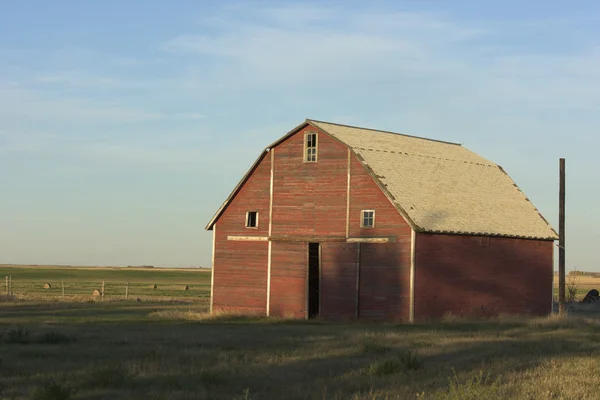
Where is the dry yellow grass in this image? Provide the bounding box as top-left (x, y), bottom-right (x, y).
top-left (2, 299), bottom-right (600, 399)
top-left (2, 267), bottom-right (600, 398)
top-left (553, 274), bottom-right (600, 300)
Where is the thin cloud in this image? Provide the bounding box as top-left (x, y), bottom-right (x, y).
top-left (33, 71), bottom-right (131, 88)
top-left (177, 112), bottom-right (205, 120)
top-left (0, 85), bottom-right (208, 124)
top-left (163, 4), bottom-right (599, 113)
top-left (0, 87), bottom-right (165, 123)
top-left (0, 130), bottom-right (60, 153)
top-left (72, 142), bottom-right (202, 166)
top-left (111, 57), bottom-right (164, 67)
top-left (65, 137), bottom-right (264, 175)
top-left (165, 7), bottom-right (486, 62)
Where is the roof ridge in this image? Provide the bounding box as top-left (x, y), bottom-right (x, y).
top-left (307, 118), bottom-right (462, 146)
top-left (353, 146), bottom-right (496, 166)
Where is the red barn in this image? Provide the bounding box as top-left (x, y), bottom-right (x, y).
top-left (205, 120), bottom-right (558, 322)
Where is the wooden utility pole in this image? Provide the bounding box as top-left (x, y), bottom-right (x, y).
top-left (558, 158), bottom-right (566, 314)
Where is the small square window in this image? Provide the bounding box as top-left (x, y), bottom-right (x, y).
top-left (361, 210), bottom-right (375, 228)
top-left (304, 132), bottom-right (318, 163)
top-left (246, 211), bottom-right (258, 228)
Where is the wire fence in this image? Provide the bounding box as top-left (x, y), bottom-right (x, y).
top-left (2, 275), bottom-right (210, 303)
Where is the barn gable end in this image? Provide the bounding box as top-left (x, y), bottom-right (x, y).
top-left (211, 123), bottom-right (414, 319)
top-left (211, 149), bottom-right (271, 314)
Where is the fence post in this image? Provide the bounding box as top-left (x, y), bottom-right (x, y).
top-left (5, 276), bottom-right (7, 295)
top-left (102, 281), bottom-right (105, 298)
top-left (62, 280), bottom-right (65, 300)
top-left (125, 283), bottom-right (129, 300)
top-left (9, 275), bottom-right (12, 297)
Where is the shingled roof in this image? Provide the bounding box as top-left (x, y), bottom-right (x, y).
top-left (206, 119), bottom-right (558, 240)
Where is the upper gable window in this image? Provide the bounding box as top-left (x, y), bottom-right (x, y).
top-left (361, 210), bottom-right (375, 228)
top-left (304, 132), bottom-right (318, 163)
top-left (246, 211), bottom-right (258, 228)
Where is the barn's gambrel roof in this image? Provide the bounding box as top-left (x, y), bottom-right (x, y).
top-left (206, 119), bottom-right (558, 241)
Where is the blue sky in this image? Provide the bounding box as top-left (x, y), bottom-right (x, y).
top-left (1, 1), bottom-right (599, 269)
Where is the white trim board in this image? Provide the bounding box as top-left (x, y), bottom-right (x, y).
top-left (227, 236), bottom-right (269, 241)
top-left (347, 237), bottom-right (390, 243)
top-left (210, 224), bottom-right (217, 314)
top-left (409, 229), bottom-right (416, 323)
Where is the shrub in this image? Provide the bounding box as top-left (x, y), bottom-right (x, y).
top-left (363, 349), bottom-right (423, 376)
top-left (4, 326), bottom-right (30, 344)
top-left (80, 366), bottom-right (131, 389)
top-left (30, 381), bottom-right (73, 400)
top-left (38, 332), bottom-right (74, 345)
top-left (442, 369), bottom-right (502, 400)
top-left (399, 349), bottom-right (424, 371)
top-left (566, 271), bottom-right (580, 303)
top-left (199, 371), bottom-right (226, 386)
top-left (361, 339), bottom-right (391, 354)
top-left (364, 359), bottom-right (405, 376)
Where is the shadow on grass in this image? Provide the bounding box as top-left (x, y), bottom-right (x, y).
top-left (0, 300), bottom-right (209, 325)
top-left (106, 316), bottom-right (599, 398)
top-left (3, 302), bottom-right (600, 399)
top-left (200, 318), bottom-right (598, 399)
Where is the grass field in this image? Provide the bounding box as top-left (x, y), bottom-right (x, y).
top-left (553, 274), bottom-right (600, 301)
top-left (1, 266), bottom-right (600, 399)
top-left (2, 300), bottom-right (600, 399)
top-left (2, 265), bottom-right (599, 303)
top-left (0, 265), bottom-right (211, 302)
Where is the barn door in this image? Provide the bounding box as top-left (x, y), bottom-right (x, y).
top-left (359, 243), bottom-right (401, 320)
top-left (269, 242), bottom-right (308, 319)
top-left (307, 242), bottom-right (320, 318)
top-left (320, 242), bottom-right (359, 319)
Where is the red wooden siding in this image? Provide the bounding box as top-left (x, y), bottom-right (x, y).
top-left (271, 125), bottom-right (348, 237)
top-left (359, 243), bottom-right (408, 320)
top-left (349, 157), bottom-right (412, 321)
top-left (216, 153), bottom-right (271, 236)
top-left (211, 124), bottom-right (416, 320)
top-left (269, 242), bottom-right (307, 318)
top-left (212, 237), bottom-right (268, 313)
top-left (320, 242), bottom-right (359, 320)
top-left (211, 153), bottom-right (271, 314)
top-left (414, 234), bottom-right (553, 320)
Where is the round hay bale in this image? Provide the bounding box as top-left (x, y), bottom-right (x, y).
top-left (43, 283), bottom-right (52, 289)
top-left (152, 284), bottom-right (158, 289)
top-left (184, 285), bottom-right (190, 291)
top-left (136, 298), bottom-right (142, 302)
top-left (92, 289), bottom-right (102, 296)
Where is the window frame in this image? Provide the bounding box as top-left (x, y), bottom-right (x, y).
top-left (303, 131), bottom-right (318, 163)
top-left (245, 211), bottom-right (259, 229)
top-left (360, 210), bottom-right (375, 228)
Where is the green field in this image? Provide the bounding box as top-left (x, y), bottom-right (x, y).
top-left (0, 265), bottom-right (211, 302)
top-left (3, 266), bottom-right (597, 304)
